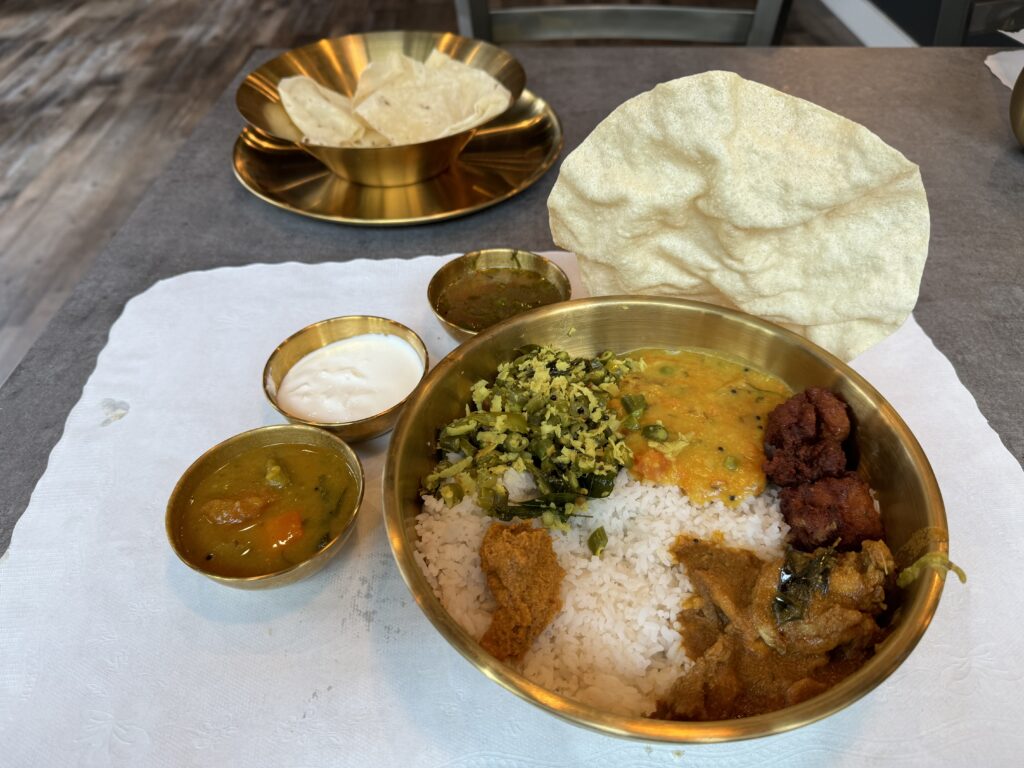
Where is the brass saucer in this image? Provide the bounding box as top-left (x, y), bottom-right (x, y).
top-left (232, 89), bottom-right (563, 226)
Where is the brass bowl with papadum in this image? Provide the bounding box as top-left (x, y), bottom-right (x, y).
top-left (547, 71), bottom-right (930, 362)
top-left (236, 31), bottom-right (525, 187)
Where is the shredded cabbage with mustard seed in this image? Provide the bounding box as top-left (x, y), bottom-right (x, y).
top-left (424, 345), bottom-right (638, 522)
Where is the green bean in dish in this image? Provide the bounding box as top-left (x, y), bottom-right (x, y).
top-left (422, 345), bottom-right (637, 525)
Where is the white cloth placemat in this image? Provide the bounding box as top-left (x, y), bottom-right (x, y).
top-left (2, 254), bottom-right (1021, 766)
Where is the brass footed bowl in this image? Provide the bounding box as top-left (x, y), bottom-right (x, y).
top-left (236, 30), bottom-right (526, 186)
top-left (382, 296), bottom-right (948, 742)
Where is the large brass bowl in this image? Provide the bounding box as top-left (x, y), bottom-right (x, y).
top-left (236, 31), bottom-right (526, 186)
top-left (382, 296), bottom-right (948, 742)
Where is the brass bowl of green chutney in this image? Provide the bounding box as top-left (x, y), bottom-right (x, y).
top-left (427, 248), bottom-right (572, 342)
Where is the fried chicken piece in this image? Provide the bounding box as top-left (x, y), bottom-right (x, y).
top-left (479, 522), bottom-right (565, 662)
top-left (763, 388), bottom-right (851, 486)
top-left (780, 473), bottom-right (884, 551)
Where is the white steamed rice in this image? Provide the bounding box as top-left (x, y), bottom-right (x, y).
top-left (414, 470), bottom-right (788, 716)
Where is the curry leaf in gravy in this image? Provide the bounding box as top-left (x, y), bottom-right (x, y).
top-left (772, 545), bottom-right (838, 625)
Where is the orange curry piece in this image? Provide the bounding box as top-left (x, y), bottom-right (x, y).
top-left (479, 522), bottom-right (565, 661)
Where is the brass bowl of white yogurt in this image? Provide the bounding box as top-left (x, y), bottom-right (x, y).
top-left (264, 315), bottom-right (429, 442)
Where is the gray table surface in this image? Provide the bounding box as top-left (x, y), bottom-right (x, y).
top-left (1, 47), bottom-right (1021, 554)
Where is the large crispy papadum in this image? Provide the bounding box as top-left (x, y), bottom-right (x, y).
top-left (548, 70), bottom-right (930, 361)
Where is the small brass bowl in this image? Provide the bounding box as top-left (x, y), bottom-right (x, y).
top-left (236, 30), bottom-right (526, 186)
top-left (166, 424), bottom-right (364, 589)
top-left (427, 249), bottom-right (572, 341)
top-left (383, 296), bottom-right (948, 742)
top-left (264, 315), bottom-right (429, 443)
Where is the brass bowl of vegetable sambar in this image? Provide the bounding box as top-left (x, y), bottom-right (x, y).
top-left (382, 296), bottom-right (948, 742)
top-left (427, 248), bottom-right (572, 341)
top-left (167, 424), bottom-right (364, 589)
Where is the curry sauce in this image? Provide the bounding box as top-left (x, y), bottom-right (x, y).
top-left (179, 442), bottom-right (359, 578)
top-left (436, 268), bottom-right (565, 332)
top-left (617, 349), bottom-right (791, 505)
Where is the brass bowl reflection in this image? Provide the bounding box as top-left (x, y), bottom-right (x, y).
top-left (166, 424), bottom-right (364, 589)
top-left (382, 296), bottom-right (948, 742)
top-left (236, 30), bottom-right (526, 186)
top-left (1012, 65), bottom-right (1024, 148)
top-left (427, 249), bottom-right (572, 341)
top-left (264, 315), bottom-right (429, 443)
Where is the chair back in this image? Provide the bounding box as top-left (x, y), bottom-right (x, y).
top-left (454, 0), bottom-right (787, 45)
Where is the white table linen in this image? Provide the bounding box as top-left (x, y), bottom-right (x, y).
top-left (2, 254), bottom-right (1021, 766)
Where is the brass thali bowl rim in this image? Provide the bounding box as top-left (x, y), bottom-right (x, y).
top-left (382, 295), bottom-right (948, 742)
top-left (427, 248), bottom-right (573, 341)
top-left (231, 87), bottom-right (564, 227)
top-left (262, 314), bottom-right (430, 443)
top-left (166, 423), bottom-right (365, 589)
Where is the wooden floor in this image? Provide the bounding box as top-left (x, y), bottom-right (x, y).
top-left (0, 1), bottom-right (858, 387)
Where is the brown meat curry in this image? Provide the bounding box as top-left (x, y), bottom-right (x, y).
top-left (656, 537), bottom-right (894, 721)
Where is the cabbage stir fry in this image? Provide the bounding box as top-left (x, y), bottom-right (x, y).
top-left (424, 345), bottom-right (638, 524)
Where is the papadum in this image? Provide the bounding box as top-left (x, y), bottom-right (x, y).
top-left (355, 51), bottom-right (511, 145)
top-left (547, 70), bottom-right (930, 361)
top-left (277, 76), bottom-right (387, 148)
top-left (277, 51), bottom-right (511, 148)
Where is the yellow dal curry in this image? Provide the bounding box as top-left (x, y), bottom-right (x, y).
top-left (617, 349), bottom-right (791, 505)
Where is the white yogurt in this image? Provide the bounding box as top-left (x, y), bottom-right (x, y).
top-left (277, 333), bottom-right (423, 423)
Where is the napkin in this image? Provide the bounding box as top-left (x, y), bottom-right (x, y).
top-left (2, 255), bottom-right (1022, 766)
top-left (984, 29), bottom-right (1024, 88)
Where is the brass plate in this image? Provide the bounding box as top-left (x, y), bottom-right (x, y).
top-left (383, 297), bottom-right (948, 742)
top-left (232, 90), bottom-right (563, 226)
